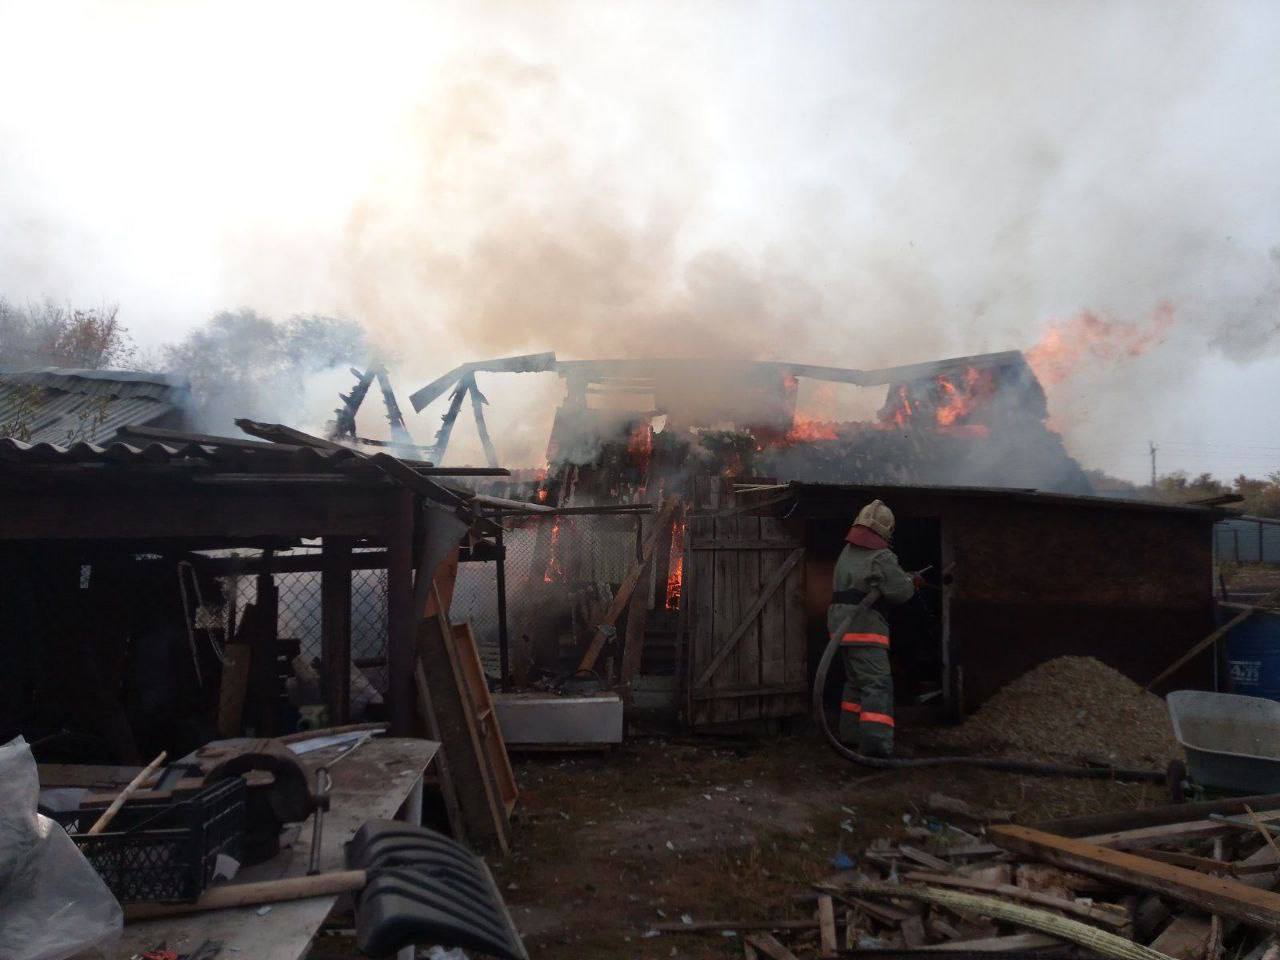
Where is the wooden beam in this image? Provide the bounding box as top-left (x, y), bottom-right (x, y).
top-left (385, 488), bottom-right (416, 735)
top-left (693, 547), bottom-right (804, 689)
top-left (1081, 810), bottom-right (1280, 851)
top-left (417, 612), bottom-right (510, 853)
top-left (901, 872), bottom-right (1127, 928)
top-left (1037, 793), bottom-right (1280, 839)
top-left (1149, 916), bottom-right (1212, 960)
top-left (466, 374), bottom-right (500, 469)
top-left (0, 487), bottom-right (397, 541)
top-left (1146, 605), bottom-right (1262, 690)
top-left (990, 824), bottom-right (1280, 934)
top-left (577, 497), bottom-right (680, 674)
top-left (321, 536), bottom-right (354, 725)
top-left (619, 555), bottom-right (654, 689)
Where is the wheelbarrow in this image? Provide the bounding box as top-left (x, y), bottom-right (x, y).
top-left (1166, 690), bottom-right (1280, 798)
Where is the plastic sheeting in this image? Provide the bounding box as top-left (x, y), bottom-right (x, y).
top-left (0, 737), bottom-right (122, 960)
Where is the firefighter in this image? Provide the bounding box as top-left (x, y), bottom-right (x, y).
top-left (828, 499), bottom-right (921, 757)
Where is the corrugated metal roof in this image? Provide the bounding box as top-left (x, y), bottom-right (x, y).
top-left (0, 435), bottom-right (363, 469)
top-left (0, 368), bottom-right (185, 445)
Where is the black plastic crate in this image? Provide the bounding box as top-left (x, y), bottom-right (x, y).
top-left (52, 776), bottom-right (245, 903)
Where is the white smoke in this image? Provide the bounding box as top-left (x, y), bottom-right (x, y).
top-left (1, 1), bottom-right (1278, 477)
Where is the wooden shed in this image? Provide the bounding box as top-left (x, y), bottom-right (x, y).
top-left (0, 426), bottom-right (491, 763)
top-left (682, 482), bottom-right (1222, 728)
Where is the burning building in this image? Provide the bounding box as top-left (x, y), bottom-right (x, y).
top-left (411, 348), bottom-right (1092, 505)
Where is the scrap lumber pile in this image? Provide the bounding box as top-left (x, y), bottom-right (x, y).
top-left (658, 792), bottom-right (1280, 959)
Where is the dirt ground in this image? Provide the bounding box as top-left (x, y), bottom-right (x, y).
top-left (493, 728), bottom-right (1170, 959)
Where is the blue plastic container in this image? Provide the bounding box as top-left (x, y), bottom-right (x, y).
top-left (1226, 610), bottom-right (1280, 700)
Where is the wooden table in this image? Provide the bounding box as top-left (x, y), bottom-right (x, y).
top-left (111, 736), bottom-right (439, 960)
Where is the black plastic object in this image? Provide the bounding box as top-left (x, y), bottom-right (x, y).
top-left (51, 777), bottom-right (245, 903)
top-left (346, 820), bottom-right (528, 960)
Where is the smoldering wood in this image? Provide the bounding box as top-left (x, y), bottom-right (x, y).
top-left (467, 373), bottom-right (501, 469)
top-left (373, 365), bottom-right (414, 446)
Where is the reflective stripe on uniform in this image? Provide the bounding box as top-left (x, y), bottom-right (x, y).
top-left (840, 632), bottom-right (890, 646)
top-left (860, 711), bottom-right (895, 728)
top-left (840, 701), bottom-right (861, 713)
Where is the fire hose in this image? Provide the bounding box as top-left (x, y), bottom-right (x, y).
top-left (813, 580), bottom-right (1167, 781)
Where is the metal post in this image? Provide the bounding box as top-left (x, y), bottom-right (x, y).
top-left (496, 523), bottom-right (510, 687)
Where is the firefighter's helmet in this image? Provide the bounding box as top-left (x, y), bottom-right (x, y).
top-left (854, 499), bottom-right (895, 541)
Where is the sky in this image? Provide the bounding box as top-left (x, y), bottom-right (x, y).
top-left (0, 0), bottom-right (1278, 482)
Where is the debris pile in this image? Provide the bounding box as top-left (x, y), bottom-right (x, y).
top-left (657, 791), bottom-right (1280, 960)
top-left (933, 656), bottom-right (1183, 768)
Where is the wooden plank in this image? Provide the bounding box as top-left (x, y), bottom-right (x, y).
top-left (922, 933), bottom-right (1066, 951)
top-left (744, 933), bottom-right (800, 960)
top-left (413, 661), bottom-right (468, 845)
top-left (453, 622), bottom-right (518, 816)
top-left (620, 555), bottom-right (654, 689)
top-left (1146, 605), bottom-right (1259, 690)
top-left (691, 683), bottom-right (809, 701)
top-left (693, 546), bottom-right (805, 690)
top-left (901, 871), bottom-right (1128, 928)
top-left (758, 517), bottom-right (788, 720)
top-left (417, 612), bottom-right (510, 853)
top-left (782, 531), bottom-right (807, 717)
top-left (1083, 810), bottom-right (1280, 851)
top-left (712, 516), bottom-right (743, 724)
top-left (689, 513), bottom-right (716, 726)
top-left (217, 641), bottom-right (252, 738)
top-left (246, 571), bottom-right (280, 737)
top-left (654, 919), bottom-right (822, 933)
top-left (385, 488), bottom-right (416, 735)
top-left (1149, 915), bottom-right (1213, 960)
top-left (577, 496), bottom-right (679, 673)
top-left (900, 845), bottom-right (955, 873)
top-left (1037, 794), bottom-right (1280, 839)
top-left (990, 824), bottom-right (1280, 934)
top-left (737, 516), bottom-right (763, 721)
top-left (320, 536), bottom-right (353, 725)
top-left (689, 539), bottom-right (804, 550)
top-left (818, 895), bottom-right (838, 958)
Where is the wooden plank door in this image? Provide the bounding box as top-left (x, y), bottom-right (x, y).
top-left (685, 514), bottom-right (807, 727)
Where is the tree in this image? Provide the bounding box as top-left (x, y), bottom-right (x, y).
top-left (0, 300), bottom-right (134, 370)
top-left (162, 309), bottom-right (366, 433)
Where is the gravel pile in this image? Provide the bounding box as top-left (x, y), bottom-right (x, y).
top-left (933, 656), bottom-right (1182, 767)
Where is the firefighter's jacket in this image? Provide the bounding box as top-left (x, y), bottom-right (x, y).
top-left (826, 545), bottom-right (916, 647)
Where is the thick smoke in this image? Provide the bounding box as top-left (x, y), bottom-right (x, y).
top-left (2, 2), bottom-right (1278, 476)
top-left (162, 311), bottom-right (366, 436)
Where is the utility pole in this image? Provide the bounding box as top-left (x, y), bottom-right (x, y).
top-left (1149, 440), bottom-right (1158, 487)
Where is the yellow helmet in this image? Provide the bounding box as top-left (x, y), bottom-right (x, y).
top-left (854, 499), bottom-right (895, 541)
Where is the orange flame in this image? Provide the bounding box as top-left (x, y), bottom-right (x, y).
top-left (934, 366), bottom-right (995, 429)
top-left (665, 516), bottom-right (686, 610)
top-left (785, 415), bottom-right (840, 442)
top-left (885, 384), bottom-right (914, 429)
top-left (543, 519), bottom-right (564, 583)
top-left (1026, 303), bottom-right (1174, 385)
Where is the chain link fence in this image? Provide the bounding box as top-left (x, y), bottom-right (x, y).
top-left (220, 548), bottom-right (391, 705)
top-left (217, 510), bottom-right (659, 705)
top-left (1216, 518), bottom-right (1280, 565)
